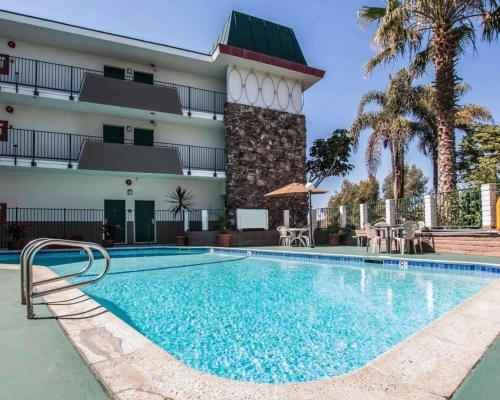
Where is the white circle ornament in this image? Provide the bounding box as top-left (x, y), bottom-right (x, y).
top-left (244, 70), bottom-right (259, 105)
top-left (261, 74), bottom-right (275, 108)
top-left (291, 82), bottom-right (303, 113)
top-left (277, 78), bottom-right (290, 111)
top-left (227, 67), bottom-right (243, 102)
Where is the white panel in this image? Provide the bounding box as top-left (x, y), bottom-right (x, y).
top-left (236, 209), bottom-right (268, 230)
top-left (261, 75), bottom-right (275, 108)
top-left (227, 67), bottom-right (243, 102)
top-left (291, 82), bottom-right (303, 113)
top-left (276, 79), bottom-right (290, 111)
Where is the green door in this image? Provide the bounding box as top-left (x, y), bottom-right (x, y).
top-left (135, 200), bottom-right (155, 243)
top-left (103, 125), bottom-right (124, 144)
top-left (134, 128), bottom-right (154, 146)
top-left (104, 200), bottom-right (126, 243)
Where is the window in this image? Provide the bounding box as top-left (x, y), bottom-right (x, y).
top-left (133, 71), bottom-right (154, 85)
top-left (0, 120), bottom-right (8, 141)
top-left (104, 65), bottom-right (125, 80)
top-left (0, 54), bottom-right (9, 75)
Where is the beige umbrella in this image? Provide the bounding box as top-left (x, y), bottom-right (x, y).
top-left (265, 182), bottom-right (327, 247)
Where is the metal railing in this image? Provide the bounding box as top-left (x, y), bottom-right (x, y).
top-left (345, 204), bottom-right (360, 228)
top-left (366, 201), bottom-right (385, 224)
top-left (21, 238), bottom-right (111, 318)
top-left (0, 55), bottom-right (227, 115)
top-left (0, 128), bottom-right (226, 172)
top-left (437, 187), bottom-right (482, 228)
top-left (315, 207), bottom-right (340, 229)
top-left (395, 196), bottom-right (424, 224)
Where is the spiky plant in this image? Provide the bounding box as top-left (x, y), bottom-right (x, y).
top-left (359, 0), bottom-right (500, 193)
top-left (166, 186), bottom-right (195, 235)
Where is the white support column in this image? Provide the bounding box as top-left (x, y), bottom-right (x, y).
top-left (360, 203), bottom-right (368, 228)
top-left (424, 194), bottom-right (437, 228)
top-left (339, 205), bottom-right (347, 228)
top-left (385, 199), bottom-right (396, 225)
top-left (201, 210), bottom-right (209, 231)
top-left (283, 210), bottom-right (290, 227)
top-left (481, 183), bottom-right (497, 230)
top-left (183, 210), bottom-right (189, 232)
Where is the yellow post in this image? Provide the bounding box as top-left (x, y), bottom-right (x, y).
top-left (496, 197), bottom-right (500, 229)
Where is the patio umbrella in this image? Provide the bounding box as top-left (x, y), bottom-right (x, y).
top-left (265, 182), bottom-right (327, 248)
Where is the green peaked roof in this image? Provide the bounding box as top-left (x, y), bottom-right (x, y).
top-left (213, 11), bottom-right (308, 66)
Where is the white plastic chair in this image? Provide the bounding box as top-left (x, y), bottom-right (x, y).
top-left (393, 222), bottom-right (419, 254)
top-left (277, 226), bottom-right (292, 246)
top-left (414, 221), bottom-right (426, 253)
top-left (364, 223), bottom-right (382, 253)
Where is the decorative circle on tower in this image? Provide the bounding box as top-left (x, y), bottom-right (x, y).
top-left (291, 82), bottom-right (303, 113)
top-left (276, 78), bottom-right (290, 111)
top-left (244, 70), bottom-right (259, 105)
top-left (261, 74), bottom-right (275, 108)
top-left (227, 67), bottom-right (243, 102)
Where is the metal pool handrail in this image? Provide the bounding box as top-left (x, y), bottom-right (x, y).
top-left (21, 238), bottom-right (111, 319)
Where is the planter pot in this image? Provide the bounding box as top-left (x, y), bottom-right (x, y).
top-left (328, 233), bottom-right (341, 245)
top-left (101, 239), bottom-right (114, 248)
top-left (175, 236), bottom-right (186, 246)
top-left (218, 233), bottom-right (232, 247)
top-left (7, 240), bottom-right (25, 250)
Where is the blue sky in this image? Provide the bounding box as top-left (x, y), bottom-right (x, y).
top-left (1, 0), bottom-right (498, 207)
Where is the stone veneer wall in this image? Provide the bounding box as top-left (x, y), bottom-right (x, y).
top-left (224, 102), bottom-right (308, 221)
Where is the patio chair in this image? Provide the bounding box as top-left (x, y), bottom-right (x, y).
top-left (364, 223), bottom-right (382, 253)
top-left (277, 226), bottom-right (292, 246)
top-left (298, 227), bottom-right (316, 247)
top-left (414, 221), bottom-right (426, 253)
top-left (393, 222), bottom-right (419, 254)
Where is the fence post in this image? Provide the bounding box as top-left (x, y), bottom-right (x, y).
top-left (283, 210), bottom-right (290, 227)
top-left (339, 206), bottom-right (347, 228)
top-left (424, 194), bottom-right (437, 228)
top-left (34, 60), bottom-right (39, 96)
top-left (201, 210), bottom-right (209, 231)
top-left (385, 199), bottom-right (396, 225)
top-left (481, 183), bottom-right (497, 230)
top-left (31, 130), bottom-right (36, 166)
top-left (360, 203), bottom-right (367, 228)
top-left (69, 66), bottom-right (74, 100)
top-left (188, 87), bottom-right (192, 117)
top-left (184, 210), bottom-right (190, 232)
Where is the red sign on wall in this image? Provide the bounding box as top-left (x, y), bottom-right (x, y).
top-left (0, 120), bottom-right (8, 141)
top-left (0, 54), bottom-right (9, 75)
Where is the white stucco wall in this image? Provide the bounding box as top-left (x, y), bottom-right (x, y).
top-left (0, 103), bottom-right (224, 148)
top-left (0, 169), bottom-right (225, 212)
top-left (226, 65), bottom-right (303, 114)
top-left (0, 38), bottom-right (226, 93)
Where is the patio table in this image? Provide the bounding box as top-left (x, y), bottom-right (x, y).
top-left (288, 228), bottom-right (309, 247)
top-left (374, 224), bottom-right (403, 254)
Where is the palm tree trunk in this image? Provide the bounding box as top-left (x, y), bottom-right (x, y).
top-left (432, 27), bottom-right (457, 193)
top-left (432, 148), bottom-right (438, 193)
top-left (391, 148), bottom-right (404, 199)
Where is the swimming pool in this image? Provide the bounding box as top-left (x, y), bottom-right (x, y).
top-left (4, 248), bottom-right (498, 384)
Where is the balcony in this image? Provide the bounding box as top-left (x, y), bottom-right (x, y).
top-left (0, 54), bottom-right (227, 116)
top-left (0, 128), bottom-right (226, 175)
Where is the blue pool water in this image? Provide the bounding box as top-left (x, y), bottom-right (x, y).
top-left (7, 248), bottom-right (497, 383)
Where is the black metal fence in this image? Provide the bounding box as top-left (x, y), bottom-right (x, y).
top-left (0, 55), bottom-right (227, 114)
top-left (315, 207), bottom-right (340, 229)
top-left (366, 201), bottom-right (385, 224)
top-left (395, 196), bottom-right (425, 224)
top-left (0, 128), bottom-right (226, 172)
top-left (436, 187), bottom-right (482, 228)
top-left (345, 204), bottom-right (360, 229)
top-left (0, 207), bottom-right (228, 248)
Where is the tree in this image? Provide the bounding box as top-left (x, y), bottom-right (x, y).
top-left (457, 124), bottom-right (500, 185)
top-left (328, 175), bottom-right (380, 209)
top-left (359, 0), bottom-right (500, 193)
top-left (307, 129), bottom-right (354, 187)
top-left (382, 164), bottom-right (429, 199)
top-left (411, 83), bottom-right (493, 192)
top-left (350, 69), bottom-right (424, 199)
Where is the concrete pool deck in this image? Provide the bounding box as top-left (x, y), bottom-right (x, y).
top-left (1, 246), bottom-right (499, 399)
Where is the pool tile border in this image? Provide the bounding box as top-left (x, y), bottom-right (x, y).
top-left (2, 257), bottom-right (496, 400)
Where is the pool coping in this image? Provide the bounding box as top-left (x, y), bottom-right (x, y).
top-left (3, 250), bottom-right (500, 400)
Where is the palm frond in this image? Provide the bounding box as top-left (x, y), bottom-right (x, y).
top-left (357, 90), bottom-right (386, 114)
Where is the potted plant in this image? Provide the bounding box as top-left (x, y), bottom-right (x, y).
top-left (5, 223), bottom-right (28, 250)
top-left (101, 222), bottom-right (120, 248)
top-left (217, 214), bottom-right (232, 247)
top-left (166, 186), bottom-right (195, 246)
top-left (325, 222), bottom-right (343, 245)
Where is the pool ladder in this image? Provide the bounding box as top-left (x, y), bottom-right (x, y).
top-left (20, 238), bottom-right (111, 319)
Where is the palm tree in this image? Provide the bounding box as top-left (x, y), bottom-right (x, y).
top-left (358, 0), bottom-right (500, 193)
top-left (350, 69), bottom-right (425, 199)
top-left (412, 83), bottom-right (493, 192)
